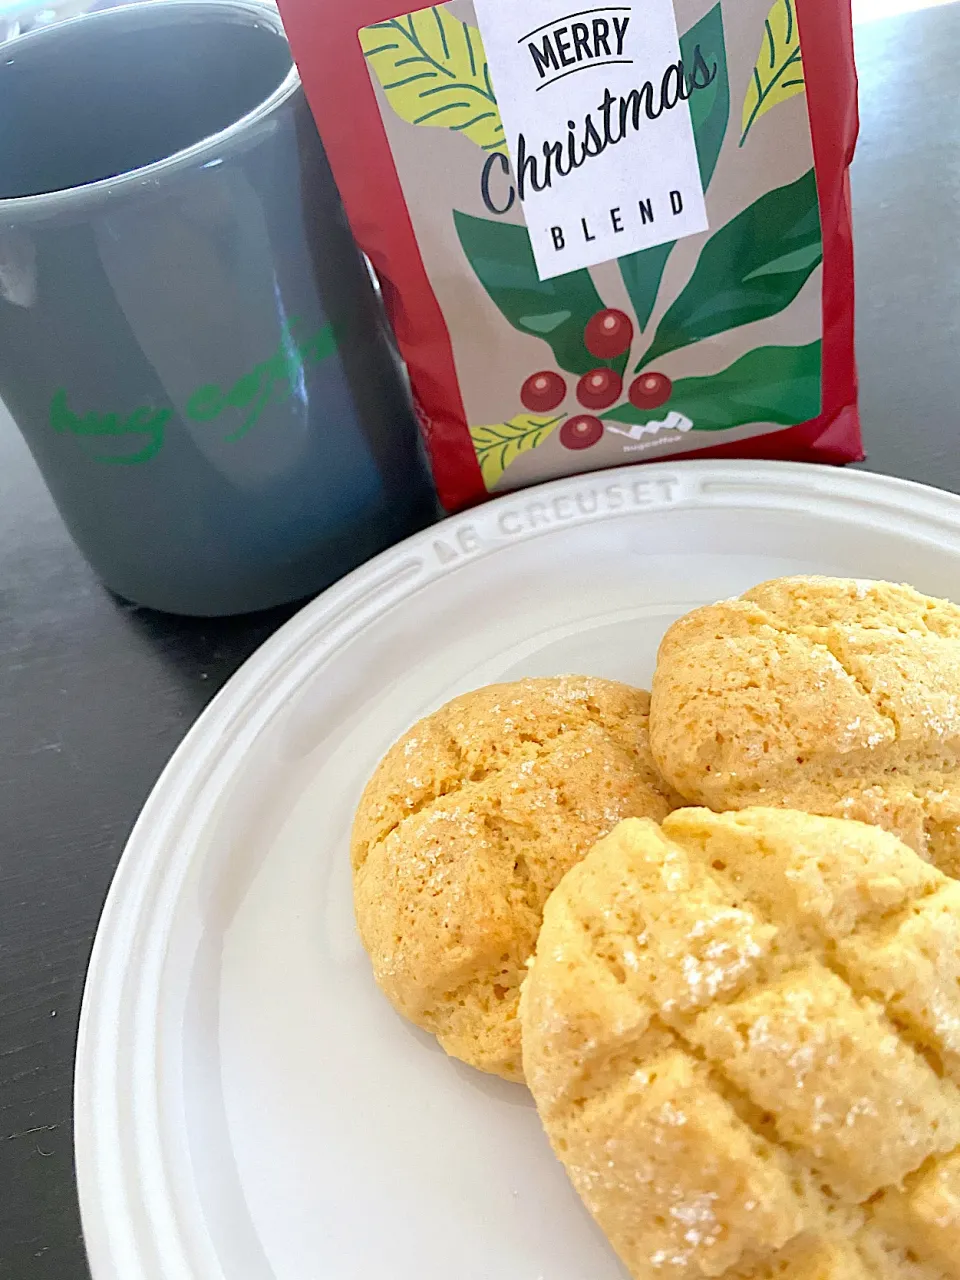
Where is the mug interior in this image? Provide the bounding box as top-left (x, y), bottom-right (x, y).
top-left (0, 3), bottom-right (293, 199)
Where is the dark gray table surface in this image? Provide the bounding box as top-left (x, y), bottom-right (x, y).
top-left (2, 7), bottom-right (960, 1277)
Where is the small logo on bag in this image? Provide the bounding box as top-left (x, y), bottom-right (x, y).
top-left (524, 7), bottom-right (633, 91)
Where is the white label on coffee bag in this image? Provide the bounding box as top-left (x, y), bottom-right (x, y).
top-left (472, 0), bottom-right (710, 280)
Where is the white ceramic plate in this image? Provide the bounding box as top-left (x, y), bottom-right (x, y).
top-left (75, 460), bottom-right (960, 1280)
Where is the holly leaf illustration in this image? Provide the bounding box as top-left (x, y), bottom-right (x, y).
top-left (360, 6), bottom-right (505, 154)
top-left (741, 0), bottom-right (805, 146)
top-left (454, 211), bottom-right (624, 376)
top-left (606, 342), bottom-right (821, 431)
top-left (618, 4), bottom-right (729, 332)
top-left (638, 169), bottom-right (822, 370)
top-left (471, 414), bottom-right (563, 488)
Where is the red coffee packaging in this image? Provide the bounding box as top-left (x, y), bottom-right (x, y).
top-left (279, 0), bottom-right (861, 511)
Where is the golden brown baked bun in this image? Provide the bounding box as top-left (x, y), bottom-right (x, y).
top-left (351, 676), bottom-right (678, 1081)
top-left (521, 807), bottom-right (960, 1280)
top-left (650, 577), bottom-right (960, 876)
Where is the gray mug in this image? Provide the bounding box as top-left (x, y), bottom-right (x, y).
top-left (0, 0), bottom-right (437, 615)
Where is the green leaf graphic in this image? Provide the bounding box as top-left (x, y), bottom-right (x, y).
top-left (618, 242), bottom-right (676, 340)
top-left (606, 342), bottom-right (822, 431)
top-left (360, 7), bottom-right (506, 154)
top-left (471, 414), bottom-right (564, 487)
top-left (686, 3), bottom-right (731, 192)
top-left (743, 242), bottom-right (823, 280)
top-left (618, 4), bottom-right (729, 332)
top-left (454, 211), bottom-right (625, 376)
top-left (638, 169), bottom-right (822, 369)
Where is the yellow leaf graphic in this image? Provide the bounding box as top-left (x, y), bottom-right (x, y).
top-left (471, 414), bottom-right (563, 489)
top-left (360, 6), bottom-right (506, 154)
top-left (740, 0), bottom-right (806, 146)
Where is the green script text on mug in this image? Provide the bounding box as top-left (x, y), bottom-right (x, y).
top-left (50, 320), bottom-right (338, 464)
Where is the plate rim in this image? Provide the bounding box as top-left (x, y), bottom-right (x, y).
top-left (74, 459), bottom-right (960, 1280)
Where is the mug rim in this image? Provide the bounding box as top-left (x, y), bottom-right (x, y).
top-left (0, 0), bottom-right (300, 219)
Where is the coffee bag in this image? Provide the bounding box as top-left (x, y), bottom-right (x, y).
top-left (280, 0), bottom-right (861, 509)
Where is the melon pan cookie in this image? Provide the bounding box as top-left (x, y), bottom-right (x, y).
top-left (351, 676), bottom-right (677, 1082)
top-left (521, 808), bottom-right (960, 1280)
top-left (649, 577), bottom-right (960, 876)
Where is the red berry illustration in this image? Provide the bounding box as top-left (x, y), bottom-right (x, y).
top-left (629, 372), bottom-right (673, 410)
top-left (560, 415), bottom-right (604, 451)
top-left (584, 309), bottom-right (634, 360)
top-left (577, 367), bottom-right (622, 411)
top-left (520, 370), bottom-right (566, 413)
